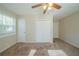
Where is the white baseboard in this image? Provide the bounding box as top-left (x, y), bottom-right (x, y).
top-left (60, 38), bottom-right (79, 48)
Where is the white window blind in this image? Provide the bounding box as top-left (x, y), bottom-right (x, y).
top-left (0, 13), bottom-right (16, 35)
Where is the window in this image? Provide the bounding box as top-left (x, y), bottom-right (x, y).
top-left (0, 14), bottom-right (16, 35)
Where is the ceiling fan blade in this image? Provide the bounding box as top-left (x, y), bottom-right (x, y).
top-left (32, 3), bottom-right (43, 8)
top-left (53, 3), bottom-right (61, 9)
top-left (43, 4), bottom-right (49, 14)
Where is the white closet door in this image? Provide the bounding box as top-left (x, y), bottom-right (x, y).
top-left (18, 18), bottom-right (26, 42)
top-left (36, 20), bottom-right (52, 42)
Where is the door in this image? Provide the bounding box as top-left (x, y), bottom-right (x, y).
top-left (18, 18), bottom-right (26, 42)
top-left (36, 20), bottom-right (52, 42)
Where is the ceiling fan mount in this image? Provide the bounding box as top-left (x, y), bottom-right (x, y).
top-left (32, 3), bottom-right (61, 14)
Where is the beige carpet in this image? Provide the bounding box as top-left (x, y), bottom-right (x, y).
top-left (0, 39), bottom-right (79, 56)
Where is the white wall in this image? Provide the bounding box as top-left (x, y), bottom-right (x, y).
top-left (0, 34), bottom-right (16, 53)
top-left (17, 14), bottom-right (53, 43)
top-left (0, 5), bottom-right (17, 52)
top-left (59, 11), bottom-right (79, 48)
top-left (53, 21), bottom-right (59, 38)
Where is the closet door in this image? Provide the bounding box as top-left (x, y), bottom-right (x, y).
top-left (18, 18), bottom-right (26, 42)
top-left (36, 20), bottom-right (52, 42)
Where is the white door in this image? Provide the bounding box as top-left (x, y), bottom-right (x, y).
top-left (36, 20), bottom-right (52, 42)
top-left (18, 18), bottom-right (26, 42)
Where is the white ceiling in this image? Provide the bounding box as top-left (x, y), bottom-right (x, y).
top-left (1, 3), bottom-right (79, 21)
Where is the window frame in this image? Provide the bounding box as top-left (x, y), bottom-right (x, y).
top-left (0, 13), bottom-right (16, 35)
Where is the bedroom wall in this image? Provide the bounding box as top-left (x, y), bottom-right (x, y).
top-left (0, 5), bottom-right (17, 53)
top-left (17, 14), bottom-right (53, 43)
top-left (59, 11), bottom-right (79, 48)
top-left (25, 14), bottom-right (53, 42)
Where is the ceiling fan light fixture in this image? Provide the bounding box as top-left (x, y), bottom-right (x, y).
top-left (43, 5), bottom-right (47, 10)
top-left (48, 3), bottom-right (53, 7)
top-left (32, 3), bottom-right (61, 14)
top-left (43, 3), bottom-right (52, 10)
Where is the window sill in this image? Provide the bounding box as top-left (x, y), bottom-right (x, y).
top-left (0, 33), bottom-right (16, 39)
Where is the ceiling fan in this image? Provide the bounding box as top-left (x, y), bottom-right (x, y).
top-left (32, 3), bottom-right (61, 14)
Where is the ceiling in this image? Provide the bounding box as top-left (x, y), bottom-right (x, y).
top-left (1, 3), bottom-right (79, 21)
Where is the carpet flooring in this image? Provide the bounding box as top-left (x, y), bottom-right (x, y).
top-left (0, 39), bottom-right (79, 56)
